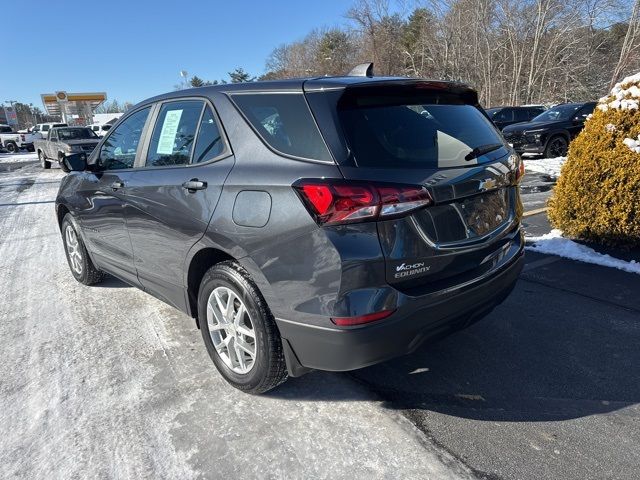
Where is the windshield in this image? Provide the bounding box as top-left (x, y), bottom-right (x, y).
top-left (531, 104), bottom-right (582, 122)
top-left (485, 108), bottom-right (500, 118)
top-left (339, 98), bottom-right (505, 168)
top-left (57, 128), bottom-right (98, 140)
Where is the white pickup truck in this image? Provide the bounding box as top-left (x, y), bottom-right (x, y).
top-left (0, 124), bottom-right (37, 153)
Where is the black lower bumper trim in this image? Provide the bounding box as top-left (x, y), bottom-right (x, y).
top-left (277, 251), bottom-right (524, 372)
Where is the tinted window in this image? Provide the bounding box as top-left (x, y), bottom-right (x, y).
top-left (576, 103), bottom-right (595, 119)
top-left (231, 93), bottom-right (331, 161)
top-left (146, 100), bottom-right (203, 167)
top-left (514, 109), bottom-right (531, 122)
top-left (102, 125), bottom-right (111, 131)
top-left (339, 95), bottom-right (504, 168)
top-left (50, 130), bottom-right (58, 140)
top-left (0, 126), bottom-right (12, 133)
top-left (99, 107), bottom-right (150, 170)
top-left (494, 108), bottom-right (514, 122)
top-left (193, 106), bottom-right (226, 163)
top-left (42, 125), bottom-right (50, 132)
top-left (531, 104), bottom-right (583, 122)
top-left (57, 128), bottom-right (98, 140)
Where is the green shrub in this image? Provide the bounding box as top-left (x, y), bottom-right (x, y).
top-left (548, 74), bottom-right (640, 248)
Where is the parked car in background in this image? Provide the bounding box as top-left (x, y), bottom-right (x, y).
top-left (0, 124), bottom-right (36, 152)
top-left (502, 102), bottom-right (596, 157)
top-left (88, 123), bottom-right (112, 137)
top-left (32, 122), bottom-right (68, 139)
top-left (485, 106), bottom-right (546, 130)
top-left (55, 70), bottom-right (525, 394)
top-left (34, 126), bottom-right (100, 169)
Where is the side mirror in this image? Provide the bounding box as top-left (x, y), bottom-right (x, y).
top-left (62, 153), bottom-right (87, 172)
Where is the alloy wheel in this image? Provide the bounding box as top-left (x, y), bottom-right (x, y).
top-left (65, 225), bottom-right (83, 275)
top-left (548, 137), bottom-right (567, 157)
top-left (206, 286), bottom-right (257, 374)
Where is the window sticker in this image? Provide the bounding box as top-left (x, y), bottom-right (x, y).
top-left (156, 109), bottom-right (183, 155)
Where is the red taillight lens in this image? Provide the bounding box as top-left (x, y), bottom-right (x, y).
top-left (331, 309), bottom-right (395, 326)
top-left (294, 179), bottom-right (432, 226)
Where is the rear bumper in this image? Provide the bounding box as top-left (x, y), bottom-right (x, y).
top-left (277, 245), bottom-right (524, 373)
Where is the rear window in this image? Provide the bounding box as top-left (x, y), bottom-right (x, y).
top-left (231, 93), bottom-right (331, 161)
top-left (57, 128), bottom-right (98, 140)
top-left (338, 91), bottom-right (504, 168)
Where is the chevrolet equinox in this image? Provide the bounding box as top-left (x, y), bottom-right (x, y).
top-left (56, 65), bottom-right (525, 393)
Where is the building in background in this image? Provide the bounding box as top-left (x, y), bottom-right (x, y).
top-left (40, 91), bottom-right (107, 125)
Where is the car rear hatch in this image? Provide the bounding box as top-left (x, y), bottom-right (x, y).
top-left (304, 79), bottom-right (523, 291)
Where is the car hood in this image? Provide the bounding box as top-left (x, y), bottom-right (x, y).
top-left (502, 120), bottom-right (560, 134)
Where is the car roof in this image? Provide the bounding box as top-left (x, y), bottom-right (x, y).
top-left (135, 75), bottom-right (474, 108)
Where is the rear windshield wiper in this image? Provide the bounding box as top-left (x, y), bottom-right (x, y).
top-left (465, 143), bottom-right (503, 161)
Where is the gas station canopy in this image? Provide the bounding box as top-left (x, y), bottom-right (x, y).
top-left (41, 91), bottom-right (107, 124)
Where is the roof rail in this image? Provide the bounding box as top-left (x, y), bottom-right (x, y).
top-left (347, 63), bottom-right (374, 77)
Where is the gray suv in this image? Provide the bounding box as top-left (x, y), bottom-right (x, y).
top-left (56, 68), bottom-right (525, 393)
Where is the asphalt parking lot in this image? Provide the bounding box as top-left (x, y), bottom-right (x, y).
top-left (1, 153), bottom-right (639, 479)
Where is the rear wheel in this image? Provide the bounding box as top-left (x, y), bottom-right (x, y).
top-left (39, 151), bottom-right (51, 169)
top-left (5, 141), bottom-right (18, 154)
top-left (61, 214), bottom-right (104, 285)
top-left (198, 261), bottom-right (288, 394)
top-left (544, 135), bottom-right (568, 158)
top-left (59, 154), bottom-right (70, 173)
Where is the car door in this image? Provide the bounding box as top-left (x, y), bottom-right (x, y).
top-left (75, 106), bottom-right (153, 287)
top-left (124, 99), bottom-right (234, 308)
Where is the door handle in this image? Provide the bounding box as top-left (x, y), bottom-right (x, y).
top-left (111, 180), bottom-right (124, 190)
top-left (182, 179), bottom-right (207, 192)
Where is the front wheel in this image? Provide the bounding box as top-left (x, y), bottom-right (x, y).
top-left (544, 135), bottom-right (568, 158)
top-left (198, 261), bottom-right (288, 394)
top-left (59, 154), bottom-right (70, 173)
top-left (39, 151), bottom-right (51, 169)
top-left (61, 214), bottom-right (104, 285)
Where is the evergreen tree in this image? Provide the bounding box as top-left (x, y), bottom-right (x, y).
top-left (228, 67), bottom-right (254, 83)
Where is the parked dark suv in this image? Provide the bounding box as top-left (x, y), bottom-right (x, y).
top-left (56, 68), bottom-right (525, 393)
top-left (485, 106), bottom-right (545, 130)
top-left (502, 102), bottom-right (596, 157)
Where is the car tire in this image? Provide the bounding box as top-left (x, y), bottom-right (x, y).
top-left (39, 151), bottom-right (51, 169)
top-left (5, 141), bottom-right (18, 154)
top-left (544, 135), bottom-right (568, 158)
top-left (59, 154), bottom-right (70, 173)
top-left (61, 214), bottom-right (104, 285)
top-left (198, 261), bottom-right (288, 394)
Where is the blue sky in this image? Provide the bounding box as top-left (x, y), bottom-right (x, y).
top-left (1, 0), bottom-right (353, 108)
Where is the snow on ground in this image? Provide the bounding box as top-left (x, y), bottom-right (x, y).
top-left (0, 151), bottom-right (39, 164)
top-left (522, 156), bottom-right (566, 178)
top-left (0, 162), bottom-right (472, 479)
top-left (526, 229), bottom-right (640, 274)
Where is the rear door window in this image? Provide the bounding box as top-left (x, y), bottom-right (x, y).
top-left (231, 93), bottom-right (331, 161)
top-left (338, 91), bottom-right (505, 168)
top-left (192, 106), bottom-right (228, 163)
top-left (146, 100), bottom-right (204, 167)
top-left (514, 109), bottom-right (530, 122)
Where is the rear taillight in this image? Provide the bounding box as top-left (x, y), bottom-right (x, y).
top-left (293, 179), bottom-right (432, 226)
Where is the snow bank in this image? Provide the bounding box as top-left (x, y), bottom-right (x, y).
top-left (523, 156), bottom-right (566, 178)
top-left (526, 229), bottom-right (640, 274)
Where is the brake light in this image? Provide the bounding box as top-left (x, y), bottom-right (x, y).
top-left (331, 309), bottom-right (395, 326)
top-left (294, 179), bottom-right (432, 226)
